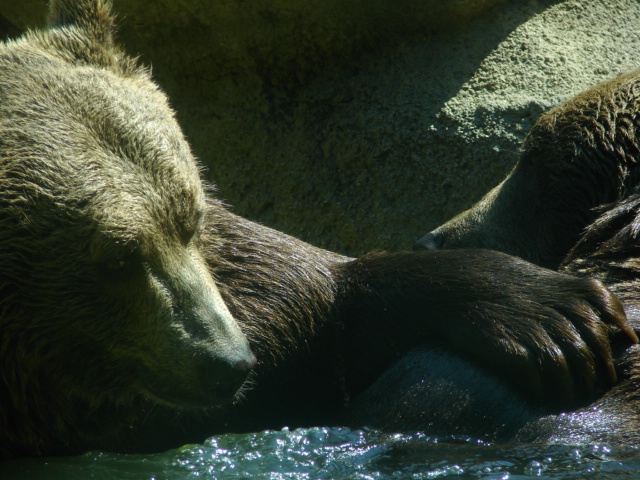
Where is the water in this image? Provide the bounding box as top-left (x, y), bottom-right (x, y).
top-left (2, 427), bottom-right (640, 480)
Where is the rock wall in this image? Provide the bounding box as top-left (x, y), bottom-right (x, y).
top-left (2, 0), bottom-right (640, 255)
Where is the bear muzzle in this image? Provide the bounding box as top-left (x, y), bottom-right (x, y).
top-left (138, 341), bottom-right (256, 408)
top-left (193, 345), bottom-right (257, 406)
top-left (139, 257), bottom-right (257, 407)
top-left (414, 229), bottom-right (446, 250)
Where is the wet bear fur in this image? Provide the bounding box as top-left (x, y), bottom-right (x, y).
top-left (416, 70), bottom-right (640, 444)
top-left (0, 0), bottom-right (634, 460)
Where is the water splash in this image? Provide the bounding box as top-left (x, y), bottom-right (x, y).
top-left (2, 427), bottom-right (640, 480)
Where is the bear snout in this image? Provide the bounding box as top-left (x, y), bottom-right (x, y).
top-left (138, 344), bottom-right (256, 408)
top-left (194, 348), bottom-right (257, 405)
top-left (414, 229), bottom-right (446, 250)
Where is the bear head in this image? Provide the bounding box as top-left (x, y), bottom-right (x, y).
top-left (0, 0), bottom-right (255, 426)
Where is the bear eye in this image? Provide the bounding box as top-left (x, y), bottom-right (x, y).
top-left (180, 226), bottom-right (196, 245)
top-left (180, 213), bottom-right (204, 245)
top-left (100, 250), bottom-right (139, 280)
top-left (105, 257), bottom-right (130, 272)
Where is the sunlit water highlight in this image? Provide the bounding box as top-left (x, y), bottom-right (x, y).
top-left (2, 427), bottom-right (640, 480)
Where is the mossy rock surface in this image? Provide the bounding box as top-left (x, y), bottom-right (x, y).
top-left (2, 0), bottom-right (640, 255)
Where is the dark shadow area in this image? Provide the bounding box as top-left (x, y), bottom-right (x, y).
top-left (0, 14), bottom-right (21, 41)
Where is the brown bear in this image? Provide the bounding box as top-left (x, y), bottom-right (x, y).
top-left (0, 0), bottom-right (634, 460)
top-left (415, 70), bottom-right (640, 270)
top-left (415, 70), bottom-right (640, 443)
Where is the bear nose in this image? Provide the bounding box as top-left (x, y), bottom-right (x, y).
top-left (196, 349), bottom-right (257, 405)
top-left (414, 230), bottom-right (446, 250)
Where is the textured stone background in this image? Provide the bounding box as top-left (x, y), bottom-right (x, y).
top-left (2, 0), bottom-right (640, 255)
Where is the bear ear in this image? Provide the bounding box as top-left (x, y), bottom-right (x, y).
top-left (48, 0), bottom-right (116, 49)
top-left (45, 0), bottom-right (139, 74)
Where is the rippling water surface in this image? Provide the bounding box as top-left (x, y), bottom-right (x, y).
top-left (3, 427), bottom-right (640, 480)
